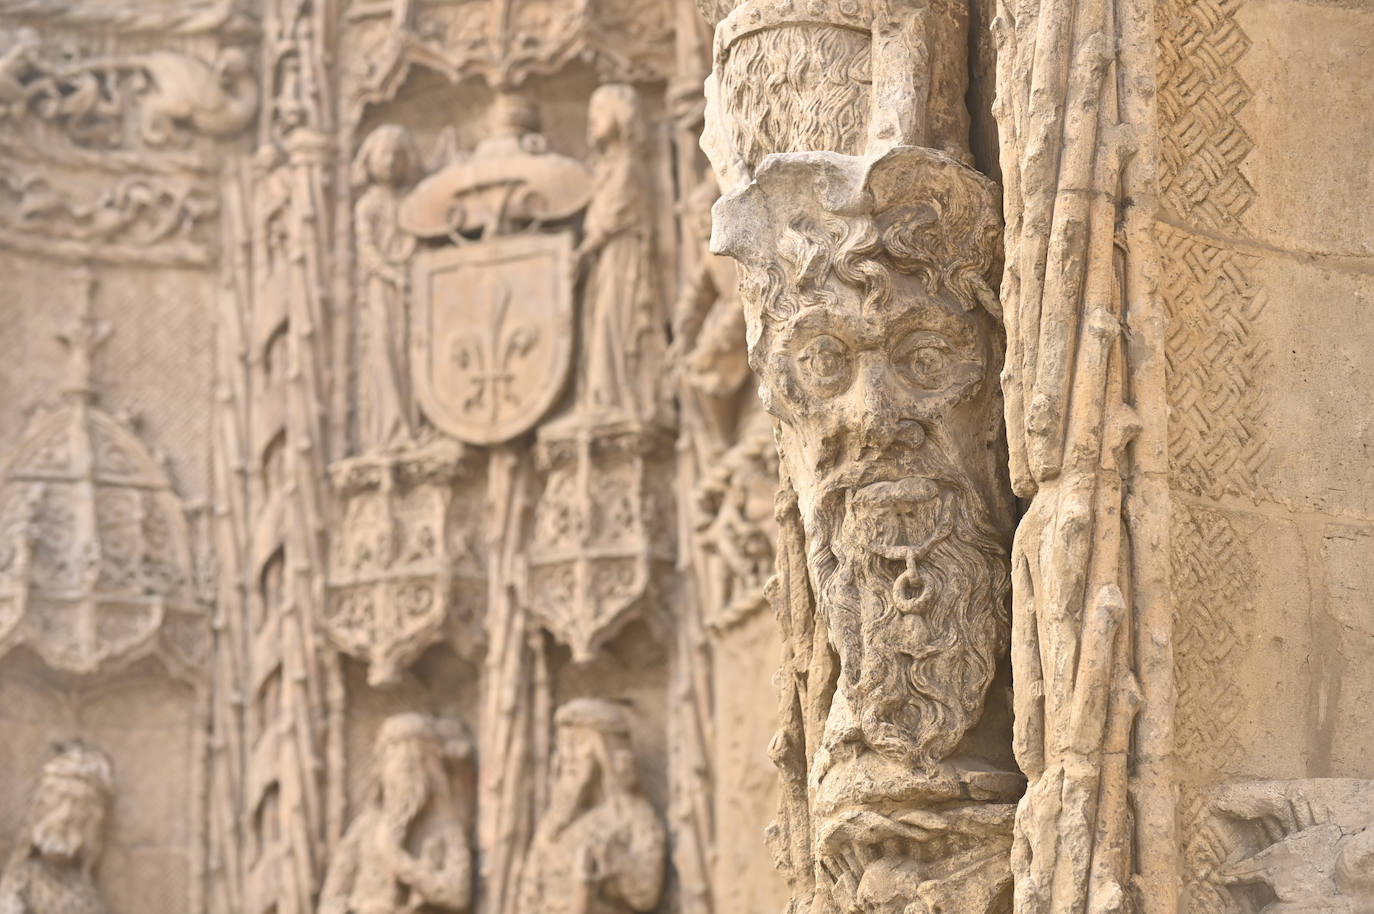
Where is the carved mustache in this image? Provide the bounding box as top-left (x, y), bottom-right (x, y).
top-left (811, 430), bottom-right (931, 494)
top-left (842, 479), bottom-right (955, 616)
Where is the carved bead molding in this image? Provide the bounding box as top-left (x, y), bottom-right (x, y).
top-left (992, 0), bottom-right (1174, 909)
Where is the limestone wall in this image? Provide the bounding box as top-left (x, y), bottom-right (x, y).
top-left (1158, 1), bottom-right (1374, 907)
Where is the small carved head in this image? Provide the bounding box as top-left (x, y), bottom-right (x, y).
top-left (551, 699), bottom-right (641, 803)
top-left (27, 741), bottom-right (113, 872)
top-left (369, 713), bottom-right (466, 830)
top-left (587, 84), bottom-right (644, 152)
top-left (352, 124), bottom-right (422, 190)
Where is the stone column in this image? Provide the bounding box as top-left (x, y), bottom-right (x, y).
top-left (992, 0), bottom-right (1174, 910)
top-left (699, 3), bottom-right (1020, 912)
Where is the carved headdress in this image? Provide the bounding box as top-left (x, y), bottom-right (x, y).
top-left (554, 697), bottom-right (633, 736)
top-left (371, 712), bottom-right (474, 764)
top-left (710, 146), bottom-right (1003, 351)
top-left (40, 741), bottom-right (114, 799)
top-left (12, 741), bottom-right (116, 877)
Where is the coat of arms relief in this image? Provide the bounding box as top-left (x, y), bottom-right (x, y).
top-left (315, 8), bottom-right (686, 912)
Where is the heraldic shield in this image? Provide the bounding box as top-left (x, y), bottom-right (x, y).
top-left (411, 232), bottom-right (575, 446)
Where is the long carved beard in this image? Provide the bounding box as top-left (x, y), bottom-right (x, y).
top-left (32, 811), bottom-right (86, 863)
top-left (381, 766), bottom-right (430, 834)
top-left (810, 454), bottom-right (1010, 771)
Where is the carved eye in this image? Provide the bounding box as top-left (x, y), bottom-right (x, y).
top-left (892, 332), bottom-right (953, 391)
top-left (795, 334), bottom-right (853, 397)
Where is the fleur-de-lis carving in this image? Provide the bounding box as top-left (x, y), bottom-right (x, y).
top-left (450, 275), bottom-right (541, 424)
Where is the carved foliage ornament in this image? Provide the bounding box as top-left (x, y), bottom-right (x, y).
top-left (0, 159), bottom-right (219, 266)
top-left (340, 0), bottom-right (673, 124)
top-left (0, 29), bottom-right (258, 149)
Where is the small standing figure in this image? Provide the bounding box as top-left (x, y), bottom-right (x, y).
top-left (353, 124), bottom-right (423, 451)
top-left (318, 713), bottom-right (474, 914)
top-left (577, 84), bottom-right (667, 424)
top-left (517, 699), bottom-right (665, 914)
top-left (671, 178), bottom-right (747, 416)
top-left (0, 741), bottom-right (113, 914)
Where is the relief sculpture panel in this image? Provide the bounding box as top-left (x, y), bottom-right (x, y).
top-left (1, 1), bottom-right (1371, 913)
top-left (320, 714), bottom-right (476, 914)
top-left (711, 145), bottom-right (1018, 914)
top-left (516, 701), bottom-right (666, 914)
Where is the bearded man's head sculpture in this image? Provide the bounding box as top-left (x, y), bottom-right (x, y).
top-left (714, 145), bottom-right (1013, 794)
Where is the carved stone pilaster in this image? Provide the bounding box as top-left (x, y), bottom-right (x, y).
top-left (701, 4), bottom-right (1020, 912)
top-left (707, 114), bottom-right (1019, 914)
top-left (991, 0), bottom-right (1172, 909)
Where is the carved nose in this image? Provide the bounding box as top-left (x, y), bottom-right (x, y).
top-left (851, 362), bottom-right (889, 446)
top-left (849, 360), bottom-right (922, 457)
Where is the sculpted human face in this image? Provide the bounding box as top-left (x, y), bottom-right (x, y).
top-left (554, 727), bottom-right (600, 793)
top-left (587, 93), bottom-right (625, 150)
top-left (759, 273), bottom-right (993, 521)
top-left (757, 272), bottom-right (1008, 772)
top-left (31, 778), bottom-right (104, 864)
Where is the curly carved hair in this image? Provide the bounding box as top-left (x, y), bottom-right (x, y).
top-left (741, 173), bottom-right (1002, 349)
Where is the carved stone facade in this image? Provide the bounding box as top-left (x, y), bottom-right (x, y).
top-left (1, 1), bottom-right (1372, 914)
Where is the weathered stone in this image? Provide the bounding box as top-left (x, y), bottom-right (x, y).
top-left (1, 1), bottom-right (1372, 913)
